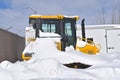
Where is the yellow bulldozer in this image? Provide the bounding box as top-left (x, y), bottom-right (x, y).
top-left (22, 14), bottom-right (100, 60)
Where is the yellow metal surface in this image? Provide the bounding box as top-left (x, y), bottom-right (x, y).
top-left (76, 38), bottom-right (100, 54)
top-left (29, 15), bottom-right (64, 19)
top-left (75, 16), bottom-right (79, 21)
top-left (22, 54), bottom-right (31, 60)
top-left (76, 43), bottom-right (100, 54)
top-left (26, 37), bottom-right (36, 43)
top-left (29, 15), bottom-right (79, 20)
top-left (55, 42), bottom-right (61, 50)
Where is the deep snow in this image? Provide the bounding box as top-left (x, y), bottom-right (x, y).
top-left (1, 38), bottom-right (120, 80)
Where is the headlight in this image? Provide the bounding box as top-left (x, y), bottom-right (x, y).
top-left (22, 52), bottom-right (34, 60)
top-left (24, 52), bottom-right (34, 57)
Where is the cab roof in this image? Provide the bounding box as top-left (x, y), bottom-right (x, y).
top-left (29, 14), bottom-right (79, 20)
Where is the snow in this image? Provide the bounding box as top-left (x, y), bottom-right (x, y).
top-left (77, 24), bottom-right (120, 29)
top-left (1, 38), bottom-right (120, 80)
top-left (76, 39), bottom-right (87, 47)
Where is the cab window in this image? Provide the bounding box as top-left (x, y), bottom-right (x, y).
top-left (42, 24), bottom-right (56, 33)
top-left (65, 23), bottom-right (72, 36)
top-left (29, 18), bottom-right (36, 24)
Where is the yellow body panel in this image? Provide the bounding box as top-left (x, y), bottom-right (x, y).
top-left (29, 15), bottom-right (64, 19)
top-left (76, 44), bottom-right (100, 54)
top-left (26, 37), bottom-right (36, 43)
top-left (22, 54), bottom-right (31, 60)
top-left (29, 15), bottom-right (79, 20)
top-left (55, 42), bottom-right (61, 50)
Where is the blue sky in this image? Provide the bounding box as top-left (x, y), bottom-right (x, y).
top-left (0, 0), bottom-right (11, 9)
top-left (0, 0), bottom-right (119, 36)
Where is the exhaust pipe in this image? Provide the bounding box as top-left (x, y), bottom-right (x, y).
top-left (81, 19), bottom-right (86, 41)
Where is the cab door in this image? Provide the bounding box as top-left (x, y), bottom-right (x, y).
top-left (64, 18), bottom-right (77, 48)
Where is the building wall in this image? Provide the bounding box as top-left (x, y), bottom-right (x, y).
top-left (0, 28), bottom-right (25, 62)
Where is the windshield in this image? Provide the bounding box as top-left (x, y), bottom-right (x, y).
top-left (42, 24), bottom-right (56, 33)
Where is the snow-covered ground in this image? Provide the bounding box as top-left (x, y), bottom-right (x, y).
top-left (1, 38), bottom-right (120, 80)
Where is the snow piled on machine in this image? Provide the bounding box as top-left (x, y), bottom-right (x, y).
top-left (1, 38), bottom-right (120, 80)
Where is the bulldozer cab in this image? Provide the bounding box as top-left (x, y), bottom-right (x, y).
top-left (29, 15), bottom-right (79, 51)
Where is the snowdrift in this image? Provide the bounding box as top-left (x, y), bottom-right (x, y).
top-left (0, 38), bottom-right (120, 80)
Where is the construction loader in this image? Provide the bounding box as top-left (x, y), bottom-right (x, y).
top-left (22, 14), bottom-right (100, 61)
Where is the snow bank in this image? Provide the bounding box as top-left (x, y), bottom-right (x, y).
top-left (1, 38), bottom-right (120, 80)
top-left (24, 38), bottom-right (113, 66)
top-left (28, 58), bottom-right (59, 76)
top-left (0, 67), bottom-right (13, 80)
